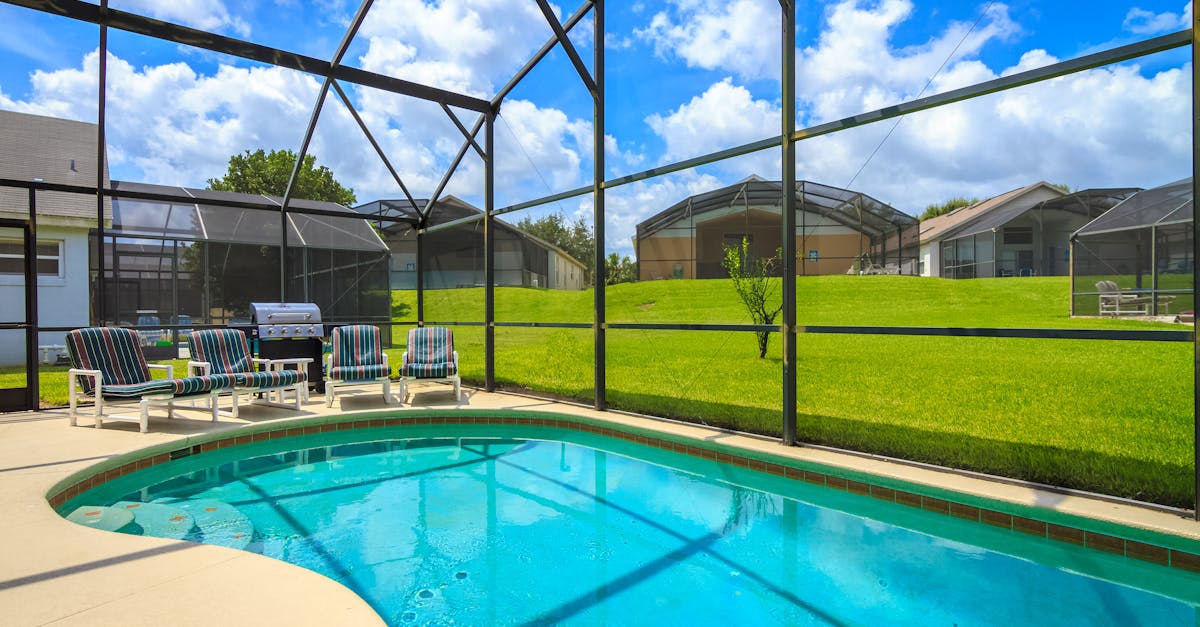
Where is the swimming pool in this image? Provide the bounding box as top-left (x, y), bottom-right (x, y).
top-left (58, 420), bottom-right (1200, 625)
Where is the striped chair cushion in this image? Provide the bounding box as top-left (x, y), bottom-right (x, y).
top-left (171, 374), bottom-right (235, 397)
top-left (189, 329), bottom-right (252, 375)
top-left (403, 327), bottom-right (456, 378)
top-left (67, 327), bottom-right (152, 395)
top-left (330, 364), bottom-right (389, 382)
top-left (99, 379), bottom-right (177, 399)
top-left (331, 325), bottom-right (384, 370)
top-left (99, 374), bottom-right (234, 399)
top-left (235, 369), bottom-right (306, 389)
top-left (401, 361), bottom-right (457, 378)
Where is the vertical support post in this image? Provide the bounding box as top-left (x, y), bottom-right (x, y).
top-left (416, 219), bottom-right (425, 325)
top-left (781, 0), bottom-right (798, 446)
top-left (1068, 239), bottom-right (1075, 316)
top-left (484, 107), bottom-right (496, 391)
top-left (1151, 225), bottom-right (1159, 315)
top-left (26, 188), bottom-right (39, 410)
top-left (95, 4), bottom-right (108, 325)
top-left (593, 0), bottom-right (607, 411)
top-left (1191, 12), bottom-right (1199, 521)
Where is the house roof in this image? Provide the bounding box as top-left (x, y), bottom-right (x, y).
top-left (635, 177), bottom-right (916, 241)
top-left (353, 196), bottom-right (588, 269)
top-left (0, 109), bottom-right (110, 223)
top-left (1073, 178), bottom-right (1193, 237)
top-left (918, 182), bottom-right (1066, 243)
top-left (107, 180), bottom-right (387, 251)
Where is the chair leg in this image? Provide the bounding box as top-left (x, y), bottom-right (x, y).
top-left (139, 399), bottom-right (149, 433)
top-left (454, 376), bottom-right (461, 402)
top-left (398, 379), bottom-right (407, 405)
top-left (292, 383), bottom-right (303, 410)
top-left (211, 392), bottom-right (220, 422)
top-left (383, 378), bottom-right (392, 404)
top-left (68, 384), bottom-right (77, 427)
top-left (94, 395), bottom-right (104, 429)
top-left (231, 392), bottom-right (240, 419)
top-left (325, 383), bottom-right (335, 408)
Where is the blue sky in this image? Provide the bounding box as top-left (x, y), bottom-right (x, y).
top-left (0, 0), bottom-right (1192, 255)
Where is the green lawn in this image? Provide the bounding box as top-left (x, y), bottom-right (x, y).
top-left (16, 275), bottom-right (1193, 506)
top-left (395, 276), bottom-right (1195, 507)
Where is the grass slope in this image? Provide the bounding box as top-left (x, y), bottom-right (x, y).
top-left (395, 276), bottom-right (1194, 506)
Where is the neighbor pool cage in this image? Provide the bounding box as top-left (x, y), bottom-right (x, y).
top-left (1071, 178), bottom-right (1195, 317)
top-left (0, 0), bottom-right (1196, 517)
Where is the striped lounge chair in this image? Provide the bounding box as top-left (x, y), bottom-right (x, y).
top-left (188, 328), bottom-right (309, 418)
top-left (325, 325), bottom-right (393, 408)
top-left (398, 326), bottom-right (460, 403)
top-left (67, 327), bottom-right (233, 433)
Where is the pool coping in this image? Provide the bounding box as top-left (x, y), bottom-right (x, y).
top-left (4, 389), bottom-right (1200, 624)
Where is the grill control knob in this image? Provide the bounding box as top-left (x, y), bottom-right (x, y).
top-left (281, 327), bottom-right (290, 335)
top-left (308, 326), bottom-right (316, 335)
top-left (267, 328), bottom-right (276, 336)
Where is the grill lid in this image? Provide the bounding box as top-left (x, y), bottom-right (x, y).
top-left (249, 302), bottom-right (323, 338)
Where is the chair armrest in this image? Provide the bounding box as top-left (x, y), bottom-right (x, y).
top-left (68, 368), bottom-right (101, 392)
top-left (382, 352), bottom-right (389, 368)
top-left (147, 363), bottom-right (174, 379)
top-left (453, 350), bottom-right (459, 367)
top-left (187, 361), bottom-right (211, 376)
top-left (324, 352), bottom-right (332, 373)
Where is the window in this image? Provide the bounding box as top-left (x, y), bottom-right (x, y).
top-left (0, 239), bottom-right (62, 277)
top-left (1003, 227), bottom-right (1033, 245)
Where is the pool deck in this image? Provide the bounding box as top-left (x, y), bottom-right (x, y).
top-left (1, 382), bottom-right (1197, 625)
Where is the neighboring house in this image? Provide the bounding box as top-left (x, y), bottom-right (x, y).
top-left (916, 183), bottom-right (1135, 278)
top-left (0, 110), bottom-right (106, 365)
top-left (635, 176), bottom-right (919, 280)
top-left (354, 196), bottom-right (587, 290)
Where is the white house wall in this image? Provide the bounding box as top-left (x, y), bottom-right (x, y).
top-left (0, 225), bottom-right (90, 366)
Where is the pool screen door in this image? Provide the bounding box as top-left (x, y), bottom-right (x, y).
top-left (0, 219), bottom-right (38, 412)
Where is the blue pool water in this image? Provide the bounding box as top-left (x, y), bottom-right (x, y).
top-left (65, 432), bottom-right (1199, 626)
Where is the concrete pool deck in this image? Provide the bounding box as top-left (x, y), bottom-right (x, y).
top-left (1, 382), bottom-right (1197, 625)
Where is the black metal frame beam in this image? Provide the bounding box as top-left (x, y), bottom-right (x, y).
top-left (534, 0), bottom-right (598, 97)
top-left (3, 0), bottom-right (490, 112)
top-left (780, 0), bottom-right (797, 446)
top-left (278, 0), bottom-right (374, 298)
top-left (1191, 10), bottom-right (1199, 520)
top-left (330, 80), bottom-right (419, 211)
top-left (428, 29), bottom-right (1189, 225)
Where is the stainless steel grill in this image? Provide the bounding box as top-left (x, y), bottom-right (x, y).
top-left (245, 302), bottom-right (326, 393)
top-left (250, 302), bottom-right (323, 339)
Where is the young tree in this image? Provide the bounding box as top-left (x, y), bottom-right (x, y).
top-left (605, 252), bottom-right (637, 285)
top-left (207, 148), bottom-right (356, 205)
top-left (515, 212), bottom-right (596, 283)
top-left (721, 238), bottom-right (783, 358)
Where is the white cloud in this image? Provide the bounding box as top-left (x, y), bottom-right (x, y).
top-left (1123, 3), bottom-right (1192, 35)
top-left (356, 0), bottom-right (554, 98)
top-left (115, 0), bottom-right (251, 38)
top-left (634, 0), bottom-right (780, 81)
top-left (645, 78), bottom-right (777, 164)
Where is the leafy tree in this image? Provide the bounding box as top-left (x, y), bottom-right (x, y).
top-left (515, 212), bottom-right (595, 284)
top-left (605, 252), bottom-right (637, 285)
top-left (207, 148), bottom-right (356, 205)
top-left (919, 196), bottom-right (978, 221)
top-left (1048, 182), bottom-right (1072, 194)
top-left (721, 237), bottom-right (783, 359)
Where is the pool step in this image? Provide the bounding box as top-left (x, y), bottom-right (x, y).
top-left (65, 505), bottom-right (135, 532)
top-left (114, 501), bottom-right (194, 539)
top-left (167, 498), bottom-right (255, 550)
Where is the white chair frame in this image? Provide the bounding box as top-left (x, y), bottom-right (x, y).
top-left (324, 352), bottom-right (393, 408)
top-left (68, 364), bottom-right (221, 433)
